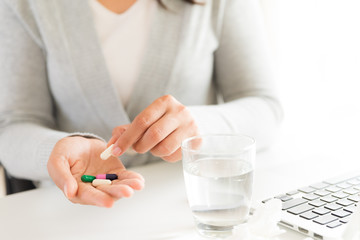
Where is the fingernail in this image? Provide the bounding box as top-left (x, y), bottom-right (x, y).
top-left (64, 184), bottom-right (68, 198)
top-left (112, 146), bottom-right (122, 156)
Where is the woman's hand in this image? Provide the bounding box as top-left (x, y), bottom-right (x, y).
top-left (47, 136), bottom-right (144, 208)
top-left (108, 95), bottom-right (199, 162)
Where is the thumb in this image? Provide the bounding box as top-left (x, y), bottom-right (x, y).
top-left (48, 156), bottom-right (78, 199)
top-left (63, 175), bottom-right (78, 199)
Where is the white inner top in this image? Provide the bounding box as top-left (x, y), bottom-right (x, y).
top-left (89, 0), bottom-right (156, 107)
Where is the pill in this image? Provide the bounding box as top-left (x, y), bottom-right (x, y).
top-left (92, 179), bottom-right (112, 187)
top-left (81, 175), bottom-right (96, 182)
top-left (96, 174), bottom-right (118, 180)
top-left (100, 144), bottom-right (114, 160)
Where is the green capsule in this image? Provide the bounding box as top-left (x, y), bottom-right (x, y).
top-left (81, 175), bottom-right (96, 182)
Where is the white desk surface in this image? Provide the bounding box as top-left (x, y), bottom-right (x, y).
top-left (0, 134), bottom-right (358, 240)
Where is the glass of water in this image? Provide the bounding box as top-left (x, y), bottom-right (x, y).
top-left (182, 134), bottom-right (255, 238)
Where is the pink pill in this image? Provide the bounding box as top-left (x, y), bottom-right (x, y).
top-left (96, 174), bottom-right (106, 179)
top-left (96, 174), bottom-right (118, 180)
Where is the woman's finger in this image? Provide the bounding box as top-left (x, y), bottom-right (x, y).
top-left (162, 148), bottom-right (182, 162)
top-left (112, 178), bottom-right (145, 190)
top-left (96, 184), bottom-right (135, 199)
top-left (132, 113), bottom-right (179, 153)
top-left (107, 124), bottom-right (129, 147)
top-left (74, 183), bottom-right (115, 208)
top-left (112, 95), bottom-right (176, 156)
top-left (150, 126), bottom-right (194, 158)
top-left (116, 170), bottom-right (145, 182)
top-left (47, 155), bottom-right (78, 199)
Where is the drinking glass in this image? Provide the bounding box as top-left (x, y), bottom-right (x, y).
top-left (182, 134), bottom-right (256, 238)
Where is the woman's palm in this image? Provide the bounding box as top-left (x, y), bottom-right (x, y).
top-left (48, 136), bottom-right (144, 207)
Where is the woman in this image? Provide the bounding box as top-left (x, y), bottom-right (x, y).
top-left (0, 0), bottom-right (282, 207)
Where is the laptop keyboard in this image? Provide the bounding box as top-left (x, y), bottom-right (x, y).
top-left (263, 173), bottom-right (360, 229)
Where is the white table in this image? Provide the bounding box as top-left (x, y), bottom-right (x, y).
top-left (0, 137), bottom-right (358, 240)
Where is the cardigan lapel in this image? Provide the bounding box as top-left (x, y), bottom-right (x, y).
top-left (48, 0), bottom-right (131, 128)
top-left (125, 0), bottom-right (188, 120)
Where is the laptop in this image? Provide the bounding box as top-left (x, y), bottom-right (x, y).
top-left (263, 172), bottom-right (360, 240)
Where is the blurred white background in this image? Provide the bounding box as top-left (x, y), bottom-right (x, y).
top-left (1, 0), bottom-right (360, 197)
top-left (260, 0), bottom-right (360, 171)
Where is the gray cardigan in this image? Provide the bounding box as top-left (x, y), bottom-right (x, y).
top-left (0, 0), bottom-right (282, 181)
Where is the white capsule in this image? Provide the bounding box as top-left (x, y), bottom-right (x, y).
top-left (100, 144), bottom-right (114, 160)
top-left (92, 179), bottom-right (112, 187)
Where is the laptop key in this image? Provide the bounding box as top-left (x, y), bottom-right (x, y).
top-left (348, 194), bottom-right (360, 202)
top-left (326, 186), bottom-right (342, 193)
top-left (347, 179), bottom-right (360, 185)
top-left (300, 211), bottom-right (319, 220)
top-left (337, 199), bottom-right (354, 206)
top-left (282, 196), bottom-right (293, 202)
top-left (327, 220), bottom-right (342, 228)
top-left (332, 192), bottom-right (349, 199)
top-left (320, 195), bottom-right (338, 203)
top-left (325, 203), bottom-right (342, 211)
top-left (337, 182), bottom-right (352, 189)
top-left (343, 205), bottom-right (357, 213)
top-left (303, 194), bottom-right (319, 201)
top-left (286, 190), bottom-right (299, 196)
top-left (332, 209), bottom-right (351, 218)
top-left (313, 214), bottom-right (338, 225)
top-left (343, 188), bottom-right (359, 195)
top-left (314, 190), bottom-right (331, 197)
top-left (275, 194), bottom-right (293, 202)
top-left (287, 203), bottom-right (314, 215)
top-left (340, 216), bottom-right (350, 223)
top-left (282, 198), bottom-right (307, 210)
top-left (313, 207), bottom-right (331, 215)
top-left (262, 198), bottom-right (273, 203)
top-left (299, 186), bottom-right (316, 194)
top-left (309, 199), bottom-right (326, 207)
top-left (310, 182), bottom-right (329, 190)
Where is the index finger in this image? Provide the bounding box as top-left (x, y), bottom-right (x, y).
top-left (107, 124), bottom-right (130, 147)
top-left (112, 98), bottom-right (168, 156)
top-left (71, 182), bottom-right (115, 208)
